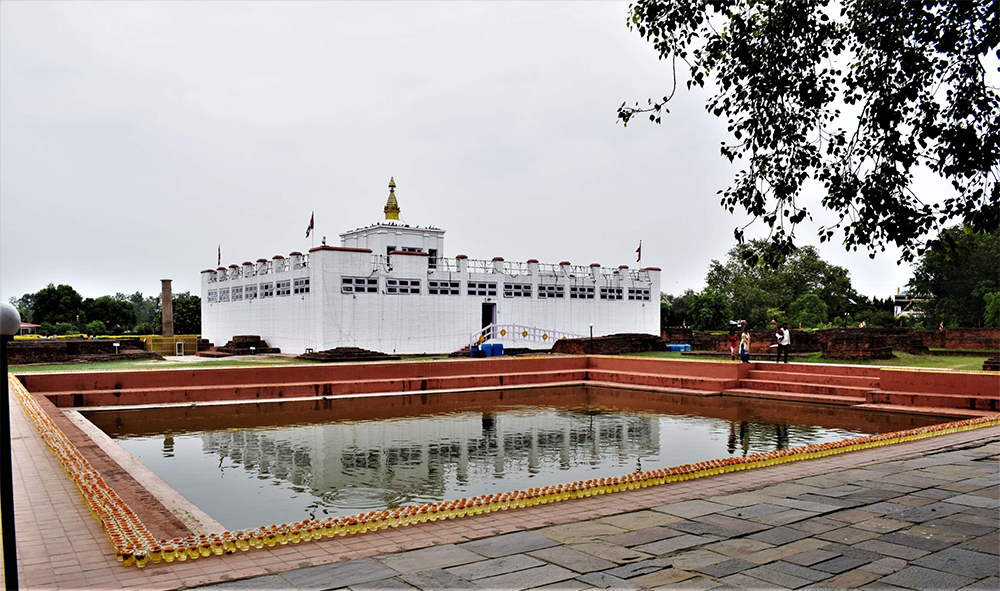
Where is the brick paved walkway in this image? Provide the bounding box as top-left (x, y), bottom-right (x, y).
top-left (8, 383), bottom-right (999, 590)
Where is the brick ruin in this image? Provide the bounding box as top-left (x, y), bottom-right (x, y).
top-left (661, 327), bottom-right (998, 360)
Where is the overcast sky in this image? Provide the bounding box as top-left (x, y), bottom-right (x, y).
top-left (0, 2), bottom-right (970, 303)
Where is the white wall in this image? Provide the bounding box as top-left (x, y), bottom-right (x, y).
top-left (203, 248), bottom-right (660, 355)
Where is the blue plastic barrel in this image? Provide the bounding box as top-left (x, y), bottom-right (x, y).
top-left (493, 343), bottom-right (504, 356)
top-left (481, 343), bottom-right (493, 357)
top-left (470, 345), bottom-right (479, 358)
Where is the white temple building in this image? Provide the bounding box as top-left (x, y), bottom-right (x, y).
top-left (200, 179), bottom-right (661, 354)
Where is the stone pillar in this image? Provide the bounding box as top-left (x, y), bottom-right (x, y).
top-left (161, 279), bottom-right (174, 337)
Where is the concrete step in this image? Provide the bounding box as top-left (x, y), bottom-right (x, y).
top-left (585, 380), bottom-right (722, 397)
top-left (851, 403), bottom-right (998, 419)
top-left (868, 390), bottom-right (1000, 413)
top-left (586, 369), bottom-right (736, 393)
top-left (747, 370), bottom-right (879, 388)
top-left (755, 363), bottom-right (881, 378)
top-left (44, 369), bottom-right (590, 407)
top-left (737, 379), bottom-right (871, 399)
top-left (723, 388), bottom-right (864, 406)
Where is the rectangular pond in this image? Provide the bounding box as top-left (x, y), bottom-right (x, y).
top-left (84, 385), bottom-right (949, 531)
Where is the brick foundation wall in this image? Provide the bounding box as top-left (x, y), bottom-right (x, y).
top-left (7, 338), bottom-right (147, 364)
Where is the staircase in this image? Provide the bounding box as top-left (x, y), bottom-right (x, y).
top-left (724, 363), bottom-right (998, 418)
top-left (724, 364), bottom-right (880, 406)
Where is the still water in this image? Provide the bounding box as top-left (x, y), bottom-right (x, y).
top-left (87, 386), bottom-right (944, 530)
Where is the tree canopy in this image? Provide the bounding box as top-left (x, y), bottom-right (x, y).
top-left (910, 226), bottom-right (999, 327)
top-left (705, 240), bottom-right (853, 328)
top-left (620, 0), bottom-right (999, 265)
top-left (9, 284), bottom-right (199, 335)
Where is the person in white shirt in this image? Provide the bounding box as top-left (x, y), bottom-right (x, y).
top-left (776, 323), bottom-right (791, 363)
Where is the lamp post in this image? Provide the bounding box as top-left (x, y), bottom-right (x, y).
top-left (0, 301), bottom-right (21, 591)
top-left (589, 323), bottom-right (594, 355)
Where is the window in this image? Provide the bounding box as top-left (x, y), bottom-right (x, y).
top-left (600, 287), bottom-right (623, 300)
top-left (386, 278), bottom-right (420, 294)
top-left (207, 289), bottom-right (218, 303)
top-left (343, 277), bottom-right (378, 294)
top-left (245, 284), bottom-right (258, 300)
top-left (218, 288), bottom-right (230, 303)
top-left (538, 284), bottom-right (565, 299)
top-left (293, 277), bottom-right (310, 294)
top-left (571, 285), bottom-right (595, 299)
top-left (231, 285), bottom-right (243, 301)
top-left (428, 280), bottom-right (460, 295)
top-left (468, 281), bottom-right (497, 297)
top-left (260, 282), bottom-right (274, 299)
top-left (276, 280), bottom-right (291, 296)
top-left (628, 288), bottom-right (651, 301)
top-left (504, 283), bottom-right (532, 298)
top-left (428, 248), bottom-right (438, 269)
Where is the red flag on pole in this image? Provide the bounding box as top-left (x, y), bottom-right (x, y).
top-left (306, 212), bottom-right (315, 238)
top-left (636, 240), bottom-right (642, 263)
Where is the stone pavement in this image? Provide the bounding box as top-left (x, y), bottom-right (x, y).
top-left (196, 437), bottom-right (1000, 590)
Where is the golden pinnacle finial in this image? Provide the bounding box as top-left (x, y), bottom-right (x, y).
top-left (384, 177), bottom-right (401, 221)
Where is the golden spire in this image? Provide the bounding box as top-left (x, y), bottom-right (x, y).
top-left (383, 177), bottom-right (401, 221)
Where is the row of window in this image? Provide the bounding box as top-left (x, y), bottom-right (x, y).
top-left (342, 278), bottom-right (651, 301)
top-left (207, 278), bottom-right (310, 303)
top-left (207, 278), bottom-right (650, 302)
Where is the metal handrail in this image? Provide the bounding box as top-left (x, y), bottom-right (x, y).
top-left (470, 323), bottom-right (585, 347)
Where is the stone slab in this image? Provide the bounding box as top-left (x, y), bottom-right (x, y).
top-left (281, 558), bottom-right (400, 591)
top-left (376, 544), bottom-right (483, 574)
top-left (459, 531), bottom-right (558, 558)
top-left (528, 547), bottom-right (616, 574)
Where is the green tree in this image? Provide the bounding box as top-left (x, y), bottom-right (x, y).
top-left (660, 290), bottom-right (696, 328)
top-left (155, 292), bottom-right (201, 335)
top-left (910, 227), bottom-right (1000, 327)
top-left (32, 284), bottom-right (84, 325)
top-left (130, 292), bottom-right (160, 325)
top-left (788, 294), bottom-right (829, 328)
top-left (706, 240), bottom-right (856, 328)
top-left (8, 293), bottom-right (34, 323)
top-left (84, 320), bottom-right (108, 335)
top-left (83, 296), bottom-right (138, 334)
top-left (984, 292), bottom-right (1000, 328)
top-left (53, 322), bottom-right (76, 335)
top-left (689, 288), bottom-right (733, 331)
top-left (620, 0), bottom-right (998, 265)
top-left (38, 322), bottom-right (55, 336)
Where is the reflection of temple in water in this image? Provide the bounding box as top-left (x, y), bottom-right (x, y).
top-left (198, 410), bottom-right (660, 499)
top-left (727, 422), bottom-right (816, 456)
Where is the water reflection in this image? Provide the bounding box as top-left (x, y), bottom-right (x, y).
top-left (89, 386), bottom-right (946, 530)
top-left (198, 409), bottom-right (660, 504)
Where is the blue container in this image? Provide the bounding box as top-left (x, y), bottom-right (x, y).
top-left (470, 345), bottom-right (479, 358)
top-left (493, 343), bottom-right (504, 356)
top-left (481, 343), bottom-right (493, 357)
top-left (682, 344), bottom-right (691, 352)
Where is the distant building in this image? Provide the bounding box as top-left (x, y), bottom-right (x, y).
top-left (893, 286), bottom-right (927, 318)
top-left (200, 179), bottom-right (661, 354)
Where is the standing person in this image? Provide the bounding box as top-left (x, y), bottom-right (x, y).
top-left (727, 328), bottom-right (739, 360)
top-left (776, 323), bottom-right (791, 363)
top-left (739, 329), bottom-right (751, 363)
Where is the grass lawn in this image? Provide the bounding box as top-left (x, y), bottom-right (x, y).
top-left (630, 350), bottom-right (991, 371)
